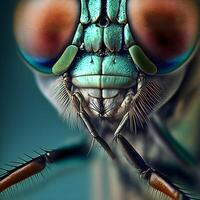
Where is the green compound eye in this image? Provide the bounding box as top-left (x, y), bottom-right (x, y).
top-left (128, 0), bottom-right (199, 74)
top-left (14, 0), bottom-right (80, 74)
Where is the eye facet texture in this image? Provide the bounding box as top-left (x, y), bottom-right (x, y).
top-left (14, 0), bottom-right (80, 73)
top-left (128, 0), bottom-right (199, 73)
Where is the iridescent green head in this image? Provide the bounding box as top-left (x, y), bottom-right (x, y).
top-left (14, 0), bottom-right (199, 76)
top-left (14, 0), bottom-right (200, 119)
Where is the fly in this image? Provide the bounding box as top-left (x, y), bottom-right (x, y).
top-left (0, 0), bottom-right (200, 199)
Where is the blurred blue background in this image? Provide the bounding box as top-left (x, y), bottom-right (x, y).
top-left (0, 1), bottom-right (93, 199)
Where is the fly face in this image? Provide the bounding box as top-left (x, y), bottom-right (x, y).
top-left (15, 0), bottom-right (199, 126)
top-left (9, 0), bottom-right (200, 199)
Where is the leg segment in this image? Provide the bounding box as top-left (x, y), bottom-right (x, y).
top-left (73, 92), bottom-right (116, 159)
top-left (116, 134), bottom-right (190, 200)
top-left (79, 107), bottom-right (116, 159)
top-left (0, 141), bottom-right (89, 193)
top-left (114, 113), bottom-right (130, 138)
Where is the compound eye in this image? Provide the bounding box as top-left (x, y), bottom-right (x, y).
top-left (128, 0), bottom-right (199, 74)
top-left (14, 0), bottom-right (80, 74)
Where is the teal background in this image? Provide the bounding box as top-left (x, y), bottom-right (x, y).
top-left (0, 1), bottom-right (92, 200)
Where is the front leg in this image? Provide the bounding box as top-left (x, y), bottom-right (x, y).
top-left (0, 141), bottom-right (89, 193)
top-left (116, 134), bottom-right (191, 200)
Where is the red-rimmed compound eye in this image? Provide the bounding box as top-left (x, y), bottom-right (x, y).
top-left (128, 0), bottom-right (199, 74)
top-left (14, 0), bottom-right (80, 73)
